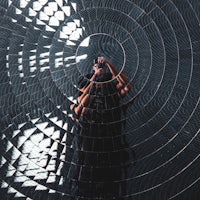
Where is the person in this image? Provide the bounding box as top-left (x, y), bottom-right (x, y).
top-left (69, 57), bottom-right (135, 198)
top-left (70, 57), bottom-right (132, 119)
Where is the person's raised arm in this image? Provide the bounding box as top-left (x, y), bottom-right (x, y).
top-left (98, 57), bottom-right (133, 97)
top-left (70, 73), bottom-right (97, 117)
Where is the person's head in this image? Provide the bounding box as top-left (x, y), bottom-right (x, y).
top-left (93, 58), bottom-right (106, 75)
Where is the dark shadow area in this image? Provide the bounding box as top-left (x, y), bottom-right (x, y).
top-left (62, 57), bottom-right (137, 198)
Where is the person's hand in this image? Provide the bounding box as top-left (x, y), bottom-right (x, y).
top-left (94, 66), bottom-right (104, 75)
top-left (98, 56), bottom-right (106, 63)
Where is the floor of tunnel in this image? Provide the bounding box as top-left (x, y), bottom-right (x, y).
top-left (0, 0), bottom-right (200, 199)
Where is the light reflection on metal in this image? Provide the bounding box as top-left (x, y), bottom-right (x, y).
top-left (0, 0), bottom-right (199, 199)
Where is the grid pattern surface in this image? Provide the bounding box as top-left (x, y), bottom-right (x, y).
top-left (0, 0), bottom-right (200, 199)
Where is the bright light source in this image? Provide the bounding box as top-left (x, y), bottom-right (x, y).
top-left (44, 6), bottom-right (54, 16)
top-left (71, 31), bottom-right (80, 40)
top-left (62, 26), bottom-right (72, 35)
top-left (49, 16), bottom-right (60, 26)
top-left (20, 0), bottom-right (29, 8)
top-left (39, 12), bottom-right (49, 21)
top-left (33, 2), bottom-right (43, 11)
top-left (38, 0), bottom-right (48, 6)
top-left (76, 54), bottom-right (88, 63)
top-left (62, 6), bottom-right (71, 16)
top-left (45, 25), bottom-right (56, 32)
top-left (80, 37), bottom-right (90, 47)
top-left (48, 2), bottom-right (58, 12)
top-left (71, 3), bottom-right (77, 12)
top-left (67, 22), bottom-right (76, 31)
top-left (55, 11), bottom-right (65, 21)
top-left (15, 7), bottom-right (22, 14)
top-left (28, 8), bottom-right (37, 17)
top-left (55, 0), bottom-right (63, 7)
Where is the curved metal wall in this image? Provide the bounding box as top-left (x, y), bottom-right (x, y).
top-left (0, 0), bottom-right (199, 199)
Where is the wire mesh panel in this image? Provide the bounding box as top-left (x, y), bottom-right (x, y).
top-left (0, 0), bottom-right (200, 199)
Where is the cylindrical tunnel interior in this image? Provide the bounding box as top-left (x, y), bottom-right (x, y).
top-left (0, 0), bottom-right (200, 199)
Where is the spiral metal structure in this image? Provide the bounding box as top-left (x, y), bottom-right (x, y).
top-left (0, 0), bottom-right (200, 199)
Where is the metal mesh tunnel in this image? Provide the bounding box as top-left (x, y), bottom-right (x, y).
top-left (0, 0), bottom-right (200, 199)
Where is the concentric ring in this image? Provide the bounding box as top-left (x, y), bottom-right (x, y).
top-left (75, 33), bottom-right (126, 79)
top-left (0, 0), bottom-right (199, 199)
